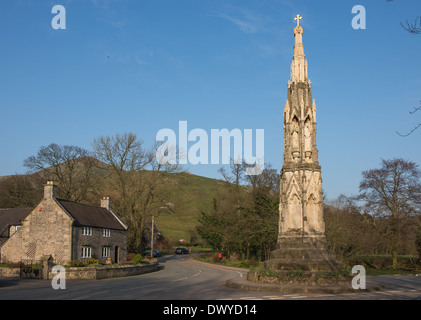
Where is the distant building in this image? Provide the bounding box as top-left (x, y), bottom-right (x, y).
top-left (0, 181), bottom-right (127, 265)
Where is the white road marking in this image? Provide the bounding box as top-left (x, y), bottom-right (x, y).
top-left (171, 269), bottom-right (202, 282)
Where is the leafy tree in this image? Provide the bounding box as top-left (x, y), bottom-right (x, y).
top-left (197, 206), bottom-right (224, 252)
top-left (196, 161), bottom-right (279, 261)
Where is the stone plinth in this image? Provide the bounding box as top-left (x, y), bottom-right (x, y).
top-left (226, 274), bottom-right (383, 294)
top-left (264, 236), bottom-right (343, 272)
top-left (244, 235), bottom-right (349, 291)
top-left (247, 269), bottom-right (351, 287)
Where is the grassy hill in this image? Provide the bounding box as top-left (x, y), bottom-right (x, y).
top-left (154, 172), bottom-right (227, 242)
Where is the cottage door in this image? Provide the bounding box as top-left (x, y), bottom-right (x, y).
top-left (114, 246), bottom-right (119, 263)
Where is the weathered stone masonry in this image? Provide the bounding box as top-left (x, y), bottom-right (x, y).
top-left (0, 181), bottom-right (127, 265)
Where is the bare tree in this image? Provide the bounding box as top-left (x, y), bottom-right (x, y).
top-left (23, 143), bottom-right (99, 202)
top-left (386, 1), bottom-right (420, 135)
top-left (401, 16), bottom-right (421, 34)
top-left (92, 133), bottom-right (184, 252)
top-left (357, 158), bottom-right (421, 268)
top-left (386, 0), bottom-right (421, 34)
top-left (324, 197), bottom-right (390, 258)
top-left (218, 160), bottom-right (246, 211)
top-left (0, 175), bottom-right (41, 208)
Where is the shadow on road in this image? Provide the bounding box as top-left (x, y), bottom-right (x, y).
top-left (0, 278), bottom-right (21, 289)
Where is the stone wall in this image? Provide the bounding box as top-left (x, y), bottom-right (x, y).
top-left (50, 263), bottom-right (159, 280)
top-left (0, 263), bottom-right (159, 280)
top-left (0, 267), bottom-right (20, 278)
top-left (0, 266), bottom-right (42, 278)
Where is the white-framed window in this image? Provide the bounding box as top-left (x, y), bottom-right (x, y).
top-left (11, 225), bottom-right (21, 236)
top-left (102, 246), bottom-right (111, 258)
top-left (103, 228), bottom-right (111, 237)
top-left (82, 226), bottom-right (92, 236)
top-left (82, 246), bottom-right (92, 258)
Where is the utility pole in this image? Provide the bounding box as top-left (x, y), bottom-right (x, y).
top-left (151, 215), bottom-right (154, 258)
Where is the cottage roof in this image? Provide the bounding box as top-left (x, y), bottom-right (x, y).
top-left (56, 198), bottom-right (126, 231)
top-left (0, 208), bottom-right (33, 233)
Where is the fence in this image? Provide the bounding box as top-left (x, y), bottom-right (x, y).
top-left (19, 260), bottom-right (42, 279)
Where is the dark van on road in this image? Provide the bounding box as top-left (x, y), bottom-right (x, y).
top-left (175, 247), bottom-right (189, 254)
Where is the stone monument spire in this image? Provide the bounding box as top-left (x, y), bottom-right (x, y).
top-left (227, 16), bottom-right (368, 292)
top-left (290, 15), bottom-right (308, 83)
top-left (265, 15), bottom-right (341, 272)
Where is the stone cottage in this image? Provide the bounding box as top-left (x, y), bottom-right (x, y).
top-left (0, 181), bottom-right (127, 265)
top-left (0, 208), bottom-right (33, 247)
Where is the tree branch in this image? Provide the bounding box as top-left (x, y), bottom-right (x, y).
top-left (396, 101), bottom-right (421, 137)
top-left (400, 17), bottom-right (421, 34)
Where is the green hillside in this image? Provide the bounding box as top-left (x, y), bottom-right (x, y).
top-left (155, 172), bottom-right (227, 242)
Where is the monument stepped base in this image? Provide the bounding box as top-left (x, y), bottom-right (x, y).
top-left (225, 275), bottom-right (383, 294)
top-left (264, 236), bottom-right (344, 272)
top-left (225, 235), bottom-right (385, 294)
top-left (247, 269), bottom-right (351, 286)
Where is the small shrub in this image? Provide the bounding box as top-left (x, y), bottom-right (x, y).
top-left (86, 258), bottom-right (99, 265)
top-left (289, 269), bottom-right (303, 277)
top-left (211, 254), bottom-right (223, 263)
top-left (67, 260), bottom-right (86, 267)
top-left (264, 269), bottom-right (279, 277)
top-left (3, 261), bottom-right (23, 268)
top-left (132, 254), bottom-right (144, 264)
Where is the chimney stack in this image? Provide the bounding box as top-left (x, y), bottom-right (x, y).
top-left (44, 181), bottom-right (57, 199)
top-left (100, 196), bottom-right (111, 211)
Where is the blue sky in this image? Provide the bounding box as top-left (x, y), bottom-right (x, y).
top-left (0, 0), bottom-right (420, 200)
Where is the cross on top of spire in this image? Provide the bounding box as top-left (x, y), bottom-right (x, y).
top-left (294, 14), bottom-right (302, 27)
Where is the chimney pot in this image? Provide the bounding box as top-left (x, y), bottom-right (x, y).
top-left (101, 197), bottom-right (111, 211)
